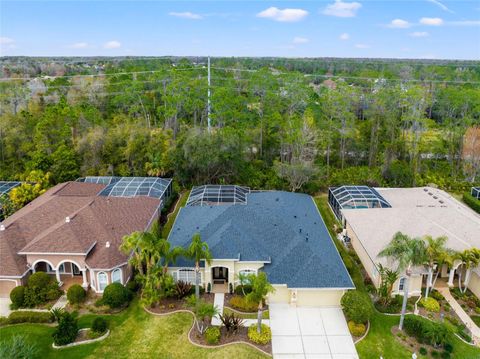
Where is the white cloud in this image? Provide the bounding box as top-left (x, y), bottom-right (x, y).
top-left (256, 7), bottom-right (308, 22)
top-left (322, 0), bottom-right (362, 18)
top-left (420, 17), bottom-right (444, 26)
top-left (339, 33), bottom-right (350, 40)
top-left (388, 19), bottom-right (411, 28)
top-left (410, 31), bottom-right (429, 37)
top-left (68, 42), bottom-right (88, 49)
top-left (293, 36), bottom-right (309, 44)
top-left (355, 43), bottom-right (370, 49)
top-left (169, 11), bottom-right (203, 20)
top-left (104, 40), bottom-right (121, 49)
top-left (426, 0), bottom-right (454, 13)
top-left (0, 37), bottom-right (14, 45)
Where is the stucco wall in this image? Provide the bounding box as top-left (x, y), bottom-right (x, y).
top-left (0, 279), bottom-right (18, 297)
top-left (89, 265), bottom-right (127, 293)
top-left (468, 272), bottom-right (480, 299)
top-left (27, 254), bottom-right (87, 270)
top-left (268, 285), bottom-right (290, 303)
top-left (296, 289), bottom-right (345, 307)
top-left (391, 275), bottom-right (423, 297)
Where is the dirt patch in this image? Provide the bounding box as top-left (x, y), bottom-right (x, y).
top-left (147, 294), bottom-right (215, 314)
top-left (189, 325), bottom-right (272, 354)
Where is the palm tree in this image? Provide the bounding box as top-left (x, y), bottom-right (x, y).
top-left (184, 233), bottom-right (212, 299)
top-left (379, 232), bottom-right (426, 330)
top-left (120, 231), bottom-right (146, 276)
top-left (423, 235), bottom-right (448, 299)
top-left (457, 248), bottom-right (480, 293)
top-left (246, 272), bottom-right (274, 334)
top-left (377, 263), bottom-right (399, 304)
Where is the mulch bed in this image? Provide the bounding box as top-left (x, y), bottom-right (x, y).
top-left (74, 329), bottom-right (91, 343)
top-left (391, 326), bottom-right (446, 358)
top-left (189, 326), bottom-right (272, 354)
top-left (148, 293), bottom-right (215, 314)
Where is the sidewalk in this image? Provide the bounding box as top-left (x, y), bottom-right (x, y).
top-left (436, 286), bottom-right (480, 345)
top-left (52, 295), bottom-right (68, 310)
top-left (211, 293), bottom-right (224, 326)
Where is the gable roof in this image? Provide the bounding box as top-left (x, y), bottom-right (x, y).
top-left (168, 191), bottom-right (354, 289)
top-left (0, 181), bottom-right (160, 276)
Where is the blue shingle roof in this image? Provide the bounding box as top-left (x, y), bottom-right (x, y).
top-left (168, 191), bottom-right (354, 289)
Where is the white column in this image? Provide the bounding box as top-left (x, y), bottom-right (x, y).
top-left (81, 269), bottom-right (88, 289)
top-left (447, 268), bottom-right (455, 287)
top-left (55, 268), bottom-right (62, 286)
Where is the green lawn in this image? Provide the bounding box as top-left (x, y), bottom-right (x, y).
top-left (0, 299), bottom-right (268, 359)
top-left (314, 194), bottom-right (480, 359)
top-left (162, 190), bottom-right (190, 238)
top-left (223, 307), bottom-right (269, 319)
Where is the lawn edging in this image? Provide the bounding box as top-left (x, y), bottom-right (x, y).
top-left (52, 328), bottom-right (110, 349)
top-left (353, 320), bottom-right (370, 344)
top-left (143, 306), bottom-right (272, 357)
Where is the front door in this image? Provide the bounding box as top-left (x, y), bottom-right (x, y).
top-left (213, 267), bottom-right (228, 283)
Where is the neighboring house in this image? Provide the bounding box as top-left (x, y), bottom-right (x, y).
top-left (0, 181), bottom-right (22, 220)
top-left (0, 177), bottom-right (172, 296)
top-left (167, 185), bottom-right (354, 307)
top-left (329, 186), bottom-right (480, 298)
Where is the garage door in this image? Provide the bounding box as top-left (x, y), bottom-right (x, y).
top-left (0, 280), bottom-right (17, 297)
top-left (296, 290), bottom-right (344, 307)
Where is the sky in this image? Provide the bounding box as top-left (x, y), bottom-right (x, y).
top-left (0, 0), bottom-right (479, 59)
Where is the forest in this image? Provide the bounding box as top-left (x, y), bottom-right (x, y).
top-left (0, 56), bottom-right (479, 201)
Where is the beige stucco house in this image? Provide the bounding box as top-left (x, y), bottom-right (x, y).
top-left (167, 185), bottom-right (354, 307)
top-left (329, 186), bottom-right (480, 298)
top-left (0, 177), bottom-right (172, 296)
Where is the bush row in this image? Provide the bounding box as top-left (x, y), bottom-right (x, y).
top-left (463, 192), bottom-right (480, 214)
top-left (0, 311), bottom-right (54, 326)
top-left (10, 272), bottom-right (62, 309)
top-left (403, 315), bottom-right (452, 348)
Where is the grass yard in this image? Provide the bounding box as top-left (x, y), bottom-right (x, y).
top-left (162, 190), bottom-right (190, 238)
top-left (223, 307), bottom-right (270, 319)
top-left (0, 299), bottom-right (268, 359)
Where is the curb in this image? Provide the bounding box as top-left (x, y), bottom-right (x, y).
top-left (52, 328), bottom-right (110, 349)
top-left (143, 306), bottom-right (272, 357)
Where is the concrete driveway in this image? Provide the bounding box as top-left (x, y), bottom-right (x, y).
top-left (270, 304), bottom-right (359, 359)
top-left (0, 297), bottom-right (12, 317)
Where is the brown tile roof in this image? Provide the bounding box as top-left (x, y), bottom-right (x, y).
top-left (0, 182), bottom-right (160, 277)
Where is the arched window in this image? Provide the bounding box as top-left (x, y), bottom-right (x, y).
top-left (398, 277), bottom-right (406, 292)
top-left (112, 268), bottom-right (122, 284)
top-left (98, 272), bottom-right (108, 291)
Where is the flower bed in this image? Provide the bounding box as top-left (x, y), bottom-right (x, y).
top-left (52, 328), bottom-right (110, 348)
top-left (189, 325), bottom-right (272, 355)
top-left (147, 293), bottom-right (214, 315)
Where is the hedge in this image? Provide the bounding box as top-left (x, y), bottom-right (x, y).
top-left (341, 290), bottom-right (374, 324)
top-left (3, 311), bottom-right (53, 325)
top-left (463, 192), bottom-right (480, 214)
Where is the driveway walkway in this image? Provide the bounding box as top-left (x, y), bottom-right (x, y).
top-left (270, 304), bottom-right (358, 359)
top-left (52, 295), bottom-right (68, 310)
top-left (212, 293), bottom-right (224, 326)
top-left (436, 286), bottom-right (480, 345)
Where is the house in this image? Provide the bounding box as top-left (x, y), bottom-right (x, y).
top-left (167, 185), bottom-right (354, 306)
top-left (329, 186), bottom-right (480, 298)
top-left (0, 177), bottom-right (172, 296)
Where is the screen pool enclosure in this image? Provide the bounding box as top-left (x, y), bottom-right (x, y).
top-left (328, 185), bottom-right (391, 221)
top-left (472, 187), bottom-right (480, 200)
top-left (77, 176), bottom-right (172, 207)
top-left (186, 185), bottom-right (250, 206)
top-left (0, 181), bottom-right (21, 196)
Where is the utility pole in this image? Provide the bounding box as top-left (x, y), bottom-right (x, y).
top-left (207, 56), bottom-right (211, 133)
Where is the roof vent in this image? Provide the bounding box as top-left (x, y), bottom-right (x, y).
top-left (106, 241), bottom-right (110, 248)
top-left (305, 237), bottom-right (309, 242)
top-left (65, 216), bottom-right (70, 223)
top-left (0, 225), bottom-right (5, 231)
top-left (299, 228), bottom-right (302, 233)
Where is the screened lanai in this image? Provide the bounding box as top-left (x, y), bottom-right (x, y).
top-left (186, 185), bottom-right (250, 206)
top-left (472, 187), bottom-right (480, 200)
top-left (328, 185), bottom-right (391, 221)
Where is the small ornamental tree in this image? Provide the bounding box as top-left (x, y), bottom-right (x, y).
top-left (341, 290), bottom-right (373, 324)
top-left (67, 284), bottom-right (86, 305)
top-left (52, 312), bottom-right (78, 346)
top-left (245, 272), bottom-right (274, 334)
top-left (9, 286), bottom-right (25, 309)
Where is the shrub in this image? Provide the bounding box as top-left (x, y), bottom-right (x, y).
top-left (204, 326), bottom-right (221, 344)
top-left (234, 285), bottom-right (253, 296)
top-left (50, 308), bottom-right (65, 322)
top-left (219, 312), bottom-right (244, 333)
top-left (444, 342), bottom-right (453, 353)
top-left (248, 324), bottom-right (271, 345)
top-left (229, 283), bottom-right (233, 294)
top-left (430, 290), bottom-right (444, 301)
top-left (0, 335), bottom-right (37, 358)
top-left (419, 347), bottom-right (428, 355)
top-left (125, 280), bottom-right (139, 293)
top-left (341, 290), bottom-right (373, 324)
top-left (441, 351), bottom-right (451, 359)
top-left (23, 272), bottom-right (62, 307)
top-left (403, 316), bottom-right (451, 347)
top-left (91, 317), bottom-right (108, 334)
top-left (174, 280), bottom-right (193, 299)
top-left (9, 286), bottom-right (25, 309)
top-left (7, 311), bottom-right (53, 324)
top-left (419, 297), bottom-right (440, 313)
top-left (229, 295), bottom-right (258, 312)
top-left (67, 284), bottom-right (86, 305)
top-left (463, 192), bottom-right (480, 214)
top-left (431, 350), bottom-right (439, 358)
top-left (348, 321), bottom-right (366, 337)
top-left (207, 283), bottom-right (211, 294)
top-left (102, 283), bottom-right (131, 308)
top-left (52, 312), bottom-right (78, 346)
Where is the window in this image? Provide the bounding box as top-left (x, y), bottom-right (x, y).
top-left (177, 269), bottom-right (197, 284)
top-left (399, 277), bottom-right (406, 292)
top-left (98, 272), bottom-right (108, 291)
top-left (112, 268), bottom-right (122, 284)
top-left (237, 269), bottom-right (256, 284)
